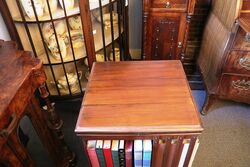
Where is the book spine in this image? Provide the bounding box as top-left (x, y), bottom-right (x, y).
top-left (87, 149), bottom-right (100, 167)
top-left (111, 150), bottom-right (119, 167)
top-left (143, 151), bottom-right (152, 167)
top-left (103, 148), bottom-right (113, 167)
top-left (118, 149), bottom-right (126, 167)
top-left (96, 148), bottom-right (106, 167)
top-left (134, 151), bottom-right (142, 167)
top-left (125, 147), bottom-right (132, 167)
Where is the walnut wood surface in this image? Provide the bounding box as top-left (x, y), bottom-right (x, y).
top-left (75, 61), bottom-right (203, 134)
top-left (0, 40), bottom-right (43, 121)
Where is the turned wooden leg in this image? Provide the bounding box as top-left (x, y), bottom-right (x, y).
top-left (38, 84), bottom-right (76, 166)
top-left (201, 94), bottom-right (217, 115)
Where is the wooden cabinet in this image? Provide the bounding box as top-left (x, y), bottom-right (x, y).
top-left (142, 0), bottom-right (196, 60)
top-left (142, 0), bottom-right (211, 89)
top-left (0, 0), bottom-right (129, 99)
top-left (198, 0), bottom-right (250, 114)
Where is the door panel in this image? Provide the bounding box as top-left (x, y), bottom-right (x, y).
top-left (146, 12), bottom-right (186, 60)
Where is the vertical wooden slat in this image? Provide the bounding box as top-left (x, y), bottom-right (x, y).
top-left (152, 138), bottom-right (165, 167)
top-left (173, 137), bottom-right (185, 167)
top-left (79, 0), bottom-right (96, 69)
top-left (184, 136), bottom-right (198, 167)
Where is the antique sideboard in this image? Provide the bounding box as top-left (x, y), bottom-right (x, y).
top-left (198, 0), bottom-right (250, 114)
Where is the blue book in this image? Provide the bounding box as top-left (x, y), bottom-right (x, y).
top-left (134, 140), bottom-right (143, 167)
top-left (143, 140), bottom-right (152, 167)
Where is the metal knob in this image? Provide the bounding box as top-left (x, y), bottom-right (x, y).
top-left (165, 2), bottom-right (171, 8)
top-left (178, 42), bottom-right (183, 48)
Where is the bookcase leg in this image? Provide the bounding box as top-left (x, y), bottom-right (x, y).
top-left (201, 94), bottom-right (217, 115)
top-left (38, 84), bottom-right (76, 166)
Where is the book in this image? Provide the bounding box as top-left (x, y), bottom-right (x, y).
top-left (143, 140), bottom-right (152, 167)
top-left (125, 141), bottom-right (133, 167)
top-left (111, 140), bottom-right (120, 167)
top-left (96, 140), bottom-right (106, 167)
top-left (118, 140), bottom-right (126, 167)
top-left (103, 140), bottom-right (114, 167)
top-left (188, 138), bottom-right (200, 167)
top-left (178, 139), bottom-right (190, 167)
top-left (134, 140), bottom-right (143, 167)
top-left (87, 140), bottom-right (100, 167)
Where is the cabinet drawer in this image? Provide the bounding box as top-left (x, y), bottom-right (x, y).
top-left (151, 0), bottom-right (188, 10)
top-left (218, 75), bottom-right (250, 103)
top-left (224, 51), bottom-right (250, 75)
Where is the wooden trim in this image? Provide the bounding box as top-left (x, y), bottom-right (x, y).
top-left (0, 0), bottom-right (23, 49)
top-left (79, 0), bottom-right (96, 69)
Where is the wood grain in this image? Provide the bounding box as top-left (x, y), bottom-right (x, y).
top-left (76, 60), bottom-right (203, 134)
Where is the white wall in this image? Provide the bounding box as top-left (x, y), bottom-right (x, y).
top-left (0, 13), bottom-right (11, 40)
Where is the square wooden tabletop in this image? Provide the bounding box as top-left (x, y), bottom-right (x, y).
top-left (75, 60), bottom-right (203, 134)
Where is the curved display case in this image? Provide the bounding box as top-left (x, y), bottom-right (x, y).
top-left (1, 0), bottom-right (129, 99)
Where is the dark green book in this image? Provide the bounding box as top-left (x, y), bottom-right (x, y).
top-left (96, 140), bottom-right (106, 167)
top-left (111, 140), bottom-right (119, 167)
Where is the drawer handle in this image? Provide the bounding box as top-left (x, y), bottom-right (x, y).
top-left (232, 79), bottom-right (250, 91)
top-left (165, 2), bottom-right (171, 8)
top-left (245, 32), bottom-right (250, 42)
top-left (239, 57), bottom-right (250, 70)
top-left (178, 42), bottom-right (183, 48)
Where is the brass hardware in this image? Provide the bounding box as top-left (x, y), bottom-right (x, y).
top-left (165, 2), bottom-right (171, 8)
top-left (232, 79), bottom-right (250, 91)
top-left (245, 32), bottom-right (250, 42)
top-left (239, 57), bottom-right (250, 70)
top-left (183, 139), bottom-right (191, 144)
top-left (178, 42), bottom-right (183, 48)
top-left (171, 139), bottom-right (178, 144)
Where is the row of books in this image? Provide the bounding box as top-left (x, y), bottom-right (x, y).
top-left (87, 140), bottom-right (152, 167)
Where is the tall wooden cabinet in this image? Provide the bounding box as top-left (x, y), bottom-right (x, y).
top-left (0, 0), bottom-right (129, 99)
top-left (142, 0), bottom-right (211, 89)
top-left (198, 0), bottom-right (250, 114)
top-left (142, 0), bottom-right (196, 60)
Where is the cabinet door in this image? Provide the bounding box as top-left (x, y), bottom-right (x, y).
top-left (145, 12), bottom-right (186, 60)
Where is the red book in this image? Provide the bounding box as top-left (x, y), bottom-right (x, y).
top-left (103, 140), bottom-right (113, 167)
top-left (87, 140), bottom-right (100, 167)
top-left (125, 141), bottom-right (133, 167)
